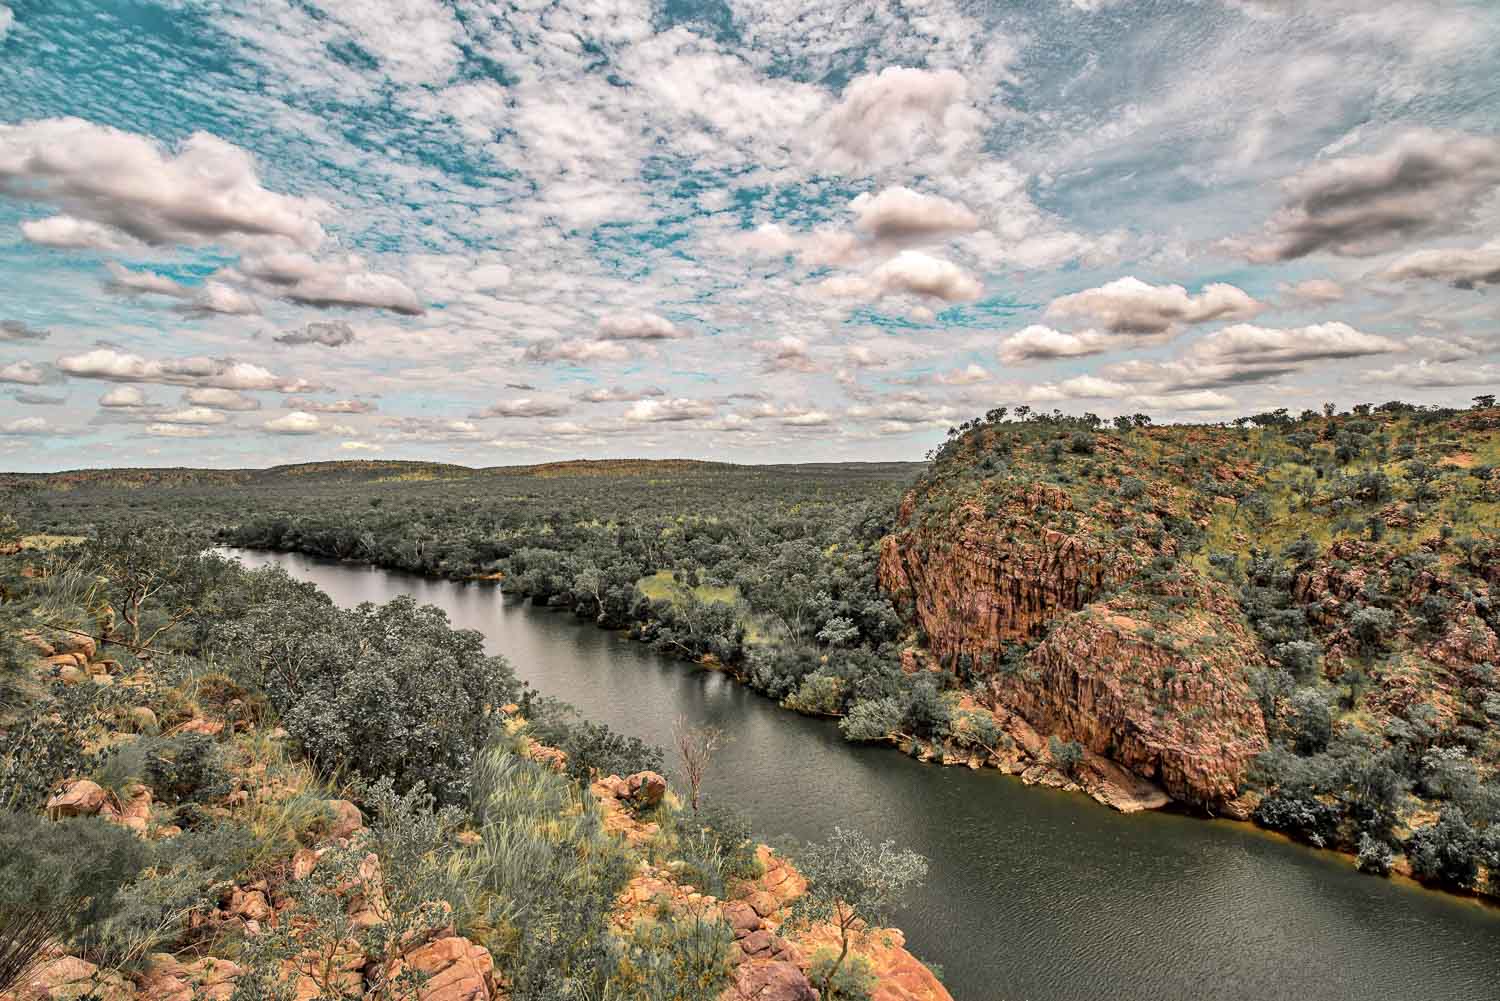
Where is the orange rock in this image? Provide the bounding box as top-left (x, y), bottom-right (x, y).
top-left (46, 779), bottom-right (106, 818)
top-left (402, 936), bottom-right (496, 1001)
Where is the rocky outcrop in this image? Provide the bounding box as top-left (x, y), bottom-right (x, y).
top-left (880, 492), bottom-right (1135, 666)
top-left (880, 486), bottom-right (1268, 810)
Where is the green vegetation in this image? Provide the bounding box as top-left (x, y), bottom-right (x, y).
top-left (0, 522), bottom-right (933, 999)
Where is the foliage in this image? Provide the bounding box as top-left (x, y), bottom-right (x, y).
top-left (214, 582), bottom-right (519, 804)
top-left (525, 699), bottom-right (665, 784)
top-left (789, 828), bottom-right (928, 999)
top-left (807, 949), bottom-right (878, 1001)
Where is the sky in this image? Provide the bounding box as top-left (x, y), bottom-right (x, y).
top-left (1, 0), bottom-right (1498, 471)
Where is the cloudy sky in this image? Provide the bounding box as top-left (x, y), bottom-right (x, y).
top-left (2, 0), bottom-right (1498, 470)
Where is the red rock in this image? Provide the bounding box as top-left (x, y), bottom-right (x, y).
top-left (722, 959), bottom-right (817, 1001)
top-left (402, 936), bottom-right (495, 1001)
top-left (46, 779), bottom-right (106, 818)
top-left (624, 770), bottom-right (667, 807)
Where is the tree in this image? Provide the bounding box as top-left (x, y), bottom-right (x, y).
top-left (673, 716), bottom-right (724, 816)
top-left (790, 829), bottom-right (928, 999)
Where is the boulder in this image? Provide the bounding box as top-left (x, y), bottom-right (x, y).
top-left (722, 959), bottom-right (817, 1001)
top-left (57, 665), bottom-right (88, 687)
top-left (321, 799), bottom-right (364, 840)
top-left (722, 900), bottom-right (762, 937)
top-left (15, 954), bottom-right (132, 1001)
top-left (46, 779), bottom-right (106, 818)
top-left (139, 955), bottom-right (244, 1001)
top-left (401, 936), bottom-right (496, 1001)
top-left (624, 770), bottom-right (667, 808)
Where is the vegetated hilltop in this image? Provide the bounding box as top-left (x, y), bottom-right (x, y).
top-left (881, 400), bottom-right (1500, 892)
top-left (0, 527), bottom-right (947, 1001)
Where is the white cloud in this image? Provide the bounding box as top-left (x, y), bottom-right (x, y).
top-left (1381, 241), bottom-right (1500, 290)
top-left (623, 398), bottom-right (716, 422)
top-left (475, 397), bottom-right (571, 418)
top-left (0, 118), bottom-right (327, 249)
top-left (185, 387), bottom-right (261, 411)
top-left (821, 251), bottom-right (983, 304)
top-left (263, 411), bottom-right (322, 434)
top-left (1, 417), bottom-right (53, 435)
top-left (1362, 359), bottom-right (1500, 388)
top-left (998, 325), bottom-right (1117, 364)
top-left (524, 338), bottom-right (634, 364)
top-left (1129, 390), bottom-right (1238, 412)
top-left (282, 396), bottom-right (374, 414)
top-left (1192, 322), bottom-right (1405, 363)
top-left (143, 423), bottom-right (215, 438)
top-left (754, 335), bottom-right (818, 373)
top-left (0, 7), bottom-right (13, 41)
top-left (816, 67), bottom-right (982, 173)
top-left (152, 406), bottom-right (228, 426)
top-left (237, 252), bottom-right (422, 315)
top-left (339, 440), bottom-right (383, 452)
top-left (849, 187), bottom-right (979, 243)
top-left (576, 385), bottom-right (666, 403)
top-left (56, 348), bottom-right (290, 390)
top-left (0, 361), bottom-right (50, 385)
top-left (1046, 277), bottom-right (1262, 334)
top-left (1028, 375), bottom-right (1132, 401)
top-left (935, 364), bottom-right (992, 385)
top-left (597, 311), bottom-right (686, 340)
top-left (22, 216), bottom-right (136, 250)
top-left (99, 386), bottom-right (150, 409)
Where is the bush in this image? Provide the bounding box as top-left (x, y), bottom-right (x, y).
top-left (526, 702), bottom-right (664, 783)
top-left (672, 804), bottom-right (762, 899)
top-left (1356, 833), bottom-right (1394, 876)
top-left (143, 734), bottom-right (231, 805)
top-left (0, 812), bottom-right (149, 990)
top-left (839, 698), bottom-right (902, 743)
top-left (782, 673), bottom-right (844, 716)
top-left (1048, 736), bottom-right (1085, 777)
top-left (217, 588), bottom-right (519, 805)
top-left (808, 949), bottom-right (878, 1001)
top-left (1406, 808), bottom-right (1481, 889)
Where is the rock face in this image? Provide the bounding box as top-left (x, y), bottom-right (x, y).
top-left (881, 485), bottom-right (1268, 810)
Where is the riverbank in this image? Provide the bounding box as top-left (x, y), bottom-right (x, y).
top-left (224, 546), bottom-right (1499, 914)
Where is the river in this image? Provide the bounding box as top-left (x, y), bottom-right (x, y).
top-left (223, 549), bottom-right (1500, 1001)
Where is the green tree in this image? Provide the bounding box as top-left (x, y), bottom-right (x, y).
top-left (790, 829), bottom-right (929, 999)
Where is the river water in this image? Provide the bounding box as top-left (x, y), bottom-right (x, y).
top-left (224, 549), bottom-right (1500, 1001)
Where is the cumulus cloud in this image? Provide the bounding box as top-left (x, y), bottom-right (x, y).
top-left (1191, 322), bottom-right (1404, 363)
top-left (1406, 334), bottom-right (1490, 362)
top-left (1045, 277), bottom-right (1262, 334)
top-left (237, 252), bottom-right (422, 315)
top-left (935, 364), bottom-right (992, 385)
top-left (816, 67), bottom-right (981, 171)
top-left (56, 348), bottom-right (291, 390)
top-left (997, 325), bottom-right (1117, 364)
top-left (275, 320), bottom-right (357, 347)
top-left (0, 361), bottom-right (52, 385)
top-left (623, 398), bottom-right (716, 422)
top-left (99, 386), bottom-right (150, 409)
top-left (378, 417), bottom-right (484, 442)
top-left (524, 339), bottom-right (633, 364)
top-left (474, 397), bottom-right (571, 418)
top-left (0, 118), bottom-right (327, 249)
top-left (596, 312), bottom-right (685, 340)
top-left (282, 396), bottom-right (374, 414)
top-left (821, 251), bottom-right (983, 303)
top-left (1278, 278), bottom-right (1346, 304)
top-left (1362, 359), bottom-right (1500, 388)
top-left (22, 215), bottom-right (136, 250)
top-left (105, 263), bottom-right (259, 315)
top-left (1128, 390), bottom-right (1238, 412)
top-left (575, 385), bottom-right (666, 403)
top-left (143, 423), bottom-right (215, 438)
top-left (1244, 130), bottom-right (1500, 262)
top-left (754, 335), bottom-right (818, 373)
top-left (1380, 241), bottom-right (1500, 290)
top-left (152, 406), bottom-right (228, 426)
top-left (1027, 375), bottom-right (1132, 401)
top-left (849, 187), bottom-right (980, 243)
top-left (1, 319), bottom-right (48, 342)
top-left (0, 7), bottom-right (12, 41)
top-left (184, 388), bottom-right (261, 411)
top-left (263, 411), bottom-right (322, 434)
top-left (2, 417), bottom-right (56, 436)
top-left (339, 441), bottom-right (382, 452)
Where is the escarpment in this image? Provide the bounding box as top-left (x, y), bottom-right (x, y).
top-left (881, 481), bottom-right (1269, 811)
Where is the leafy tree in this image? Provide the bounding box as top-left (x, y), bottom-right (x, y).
top-left (790, 829), bottom-right (928, 999)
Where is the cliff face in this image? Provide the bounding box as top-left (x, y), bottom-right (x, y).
top-left (880, 450), bottom-right (1269, 811)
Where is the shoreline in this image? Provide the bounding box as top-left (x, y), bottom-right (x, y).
top-left (224, 543), bottom-right (1500, 912)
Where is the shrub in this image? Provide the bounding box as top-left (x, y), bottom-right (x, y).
top-left (839, 698), bottom-right (902, 743)
top-left (143, 734), bottom-right (231, 805)
top-left (526, 704), bottom-right (664, 783)
top-left (1048, 736), bottom-right (1085, 777)
top-left (1356, 833), bottom-right (1394, 876)
top-left (618, 912), bottom-right (735, 1001)
top-left (1407, 808), bottom-right (1481, 889)
top-left (807, 949), bottom-right (878, 1001)
top-left (783, 673), bottom-right (844, 715)
top-left (0, 812), bottom-right (149, 990)
top-left (217, 590), bottom-right (519, 805)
